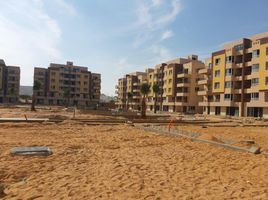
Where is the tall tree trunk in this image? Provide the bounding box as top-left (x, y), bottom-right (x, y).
top-left (126, 99), bottom-right (129, 110)
top-left (141, 95), bottom-right (146, 118)
top-left (154, 94), bottom-right (157, 114)
top-left (31, 92), bottom-right (36, 111)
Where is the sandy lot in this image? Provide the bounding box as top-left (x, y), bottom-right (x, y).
top-left (1, 119), bottom-right (268, 199)
top-left (173, 125), bottom-right (268, 148)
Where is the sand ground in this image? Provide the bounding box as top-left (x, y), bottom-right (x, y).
top-left (1, 117), bottom-right (268, 199)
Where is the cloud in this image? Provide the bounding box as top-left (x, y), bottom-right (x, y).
top-left (161, 30), bottom-right (174, 40)
top-left (54, 0), bottom-right (77, 16)
top-left (151, 0), bottom-right (163, 7)
top-left (132, 0), bottom-right (182, 48)
top-left (0, 0), bottom-right (76, 85)
top-left (136, 0), bottom-right (182, 31)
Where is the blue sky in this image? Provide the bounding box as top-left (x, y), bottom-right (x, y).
top-left (0, 0), bottom-right (268, 95)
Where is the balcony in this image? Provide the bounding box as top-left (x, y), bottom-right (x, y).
top-left (197, 90), bottom-right (208, 96)
top-left (245, 60), bottom-right (252, 67)
top-left (198, 101), bottom-right (208, 106)
top-left (197, 79), bottom-right (208, 85)
top-left (177, 73), bottom-right (189, 78)
top-left (198, 68), bottom-right (210, 74)
top-left (176, 82), bottom-right (190, 87)
top-left (176, 92), bottom-right (189, 97)
top-left (133, 82), bottom-right (138, 86)
top-left (234, 63), bottom-right (243, 68)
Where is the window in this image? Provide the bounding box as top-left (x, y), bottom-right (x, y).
top-left (252, 49), bottom-right (260, 58)
top-left (169, 70), bottom-right (172, 75)
top-left (215, 95), bottom-right (220, 102)
top-left (234, 44), bottom-right (243, 51)
top-left (251, 93), bottom-right (259, 100)
top-left (51, 72), bottom-right (56, 76)
top-left (169, 79), bottom-right (172, 83)
top-left (51, 79), bottom-right (55, 83)
top-left (266, 47), bottom-right (268, 55)
top-left (266, 62), bottom-right (268, 70)
top-left (225, 68), bottom-right (233, 76)
top-left (226, 56), bottom-right (234, 63)
top-left (215, 70), bottom-right (220, 77)
top-left (215, 58), bottom-right (221, 65)
top-left (251, 78), bottom-right (259, 86)
top-left (225, 81), bottom-right (233, 88)
top-left (149, 74), bottom-right (152, 79)
top-left (252, 64), bottom-right (259, 72)
top-left (224, 94), bottom-right (233, 101)
top-left (168, 88), bottom-right (171, 92)
top-left (208, 63), bottom-right (212, 69)
top-left (214, 82), bottom-right (220, 89)
top-left (266, 77), bottom-right (268, 85)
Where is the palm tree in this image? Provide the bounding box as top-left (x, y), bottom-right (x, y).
top-left (140, 83), bottom-right (150, 118)
top-left (127, 92), bottom-right (133, 110)
top-left (152, 84), bottom-right (160, 114)
top-left (63, 89), bottom-right (71, 108)
top-left (31, 80), bottom-right (42, 111)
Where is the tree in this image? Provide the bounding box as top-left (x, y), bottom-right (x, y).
top-left (31, 80), bottom-right (42, 111)
top-left (63, 89), bottom-right (71, 108)
top-left (152, 84), bottom-right (160, 114)
top-left (140, 83), bottom-right (150, 118)
top-left (126, 92), bottom-right (133, 110)
top-left (7, 88), bottom-right (15, 104)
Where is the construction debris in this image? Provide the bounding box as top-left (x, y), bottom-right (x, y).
top-left (11, 146), bottom-right (52, 156)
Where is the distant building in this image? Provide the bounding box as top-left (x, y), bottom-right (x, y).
top-left (33, 61), bottom-right (101, 107)
top-left (115, 72), bottom-right (147, 110)
top-left (146, 55), bottom-right (204, 113)
top-left (0, 59), bottom-right (20, 103)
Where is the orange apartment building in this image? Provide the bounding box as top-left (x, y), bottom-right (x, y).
top-left (34, 61), bottom-right (101, 108)
top-left (116, 72), bottom-right (147, 110)
top-left (0, 59), bottom-right (20, 103)
top-left (198, 32), bottom-right (268, 118)
top-left (146, 55), bottom-right (204, 113)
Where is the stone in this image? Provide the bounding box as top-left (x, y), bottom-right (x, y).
top-left (248, 146), bottom-right (261, 154)
top-left (11, 146), bottom-right (52, 156)
top-left (0, 184), bottom-right (5, 198)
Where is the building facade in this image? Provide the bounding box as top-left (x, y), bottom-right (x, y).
top-left (115, 72), bottom-right (147, 110)
top-left (0, 59), bottom-right (20, 103)
top-left (198, 32), bottom-right (268, 118)
top-left (34, 61), bottom-right (101, 107)
top-left (146, 55), bottom-right (204, 113)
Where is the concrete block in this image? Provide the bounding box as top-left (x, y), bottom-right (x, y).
top-left (11, 147), bottom-right (52, 156)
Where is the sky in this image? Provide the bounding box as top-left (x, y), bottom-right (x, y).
top-left (0, 0), bottom-right (268, 96)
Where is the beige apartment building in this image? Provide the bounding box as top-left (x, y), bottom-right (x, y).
top-left (0, 59), bottom-right (20, 103)
top-left (116, 72), bottom-right (147, 110)
top-left (34, 61), bottom-right (101, 108)
top-left (146, 55), bottom-right (204, 113)
top-left (198, 32), bottom-right (268, 118)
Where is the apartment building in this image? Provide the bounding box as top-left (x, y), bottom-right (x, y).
top-left (198, 32), bottom-right (268, 118)
top-left (0, 59), bottom-right (20, 103)
top-left (115, 72), bottom-right (147, 110)
top-left (34, 61), bottom-right (101, 107)
top-left (146, 55), bottom-right (204, 113)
